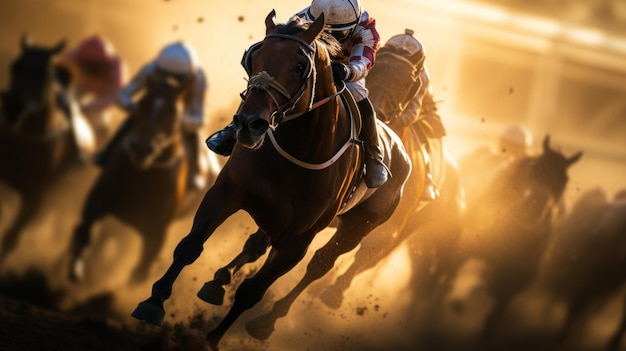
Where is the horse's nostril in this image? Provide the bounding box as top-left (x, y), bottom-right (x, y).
top-left (249, 119), bottom-right (269, 134)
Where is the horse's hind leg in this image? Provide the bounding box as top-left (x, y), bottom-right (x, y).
top-left (246, 213), bottom-right (384, 341)
top-left (197, 228), bottom-right (270, 305)
top-left (319, 224), bottom-right (408, 309)
top-left (608, 292), bottom-right (626, 350)
top-left (129, 221), bottom-right (169, 285)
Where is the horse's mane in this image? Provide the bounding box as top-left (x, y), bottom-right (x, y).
top-left (275, 16), bottom-right (342, 57)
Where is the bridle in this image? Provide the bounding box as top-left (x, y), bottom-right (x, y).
top-left (239, 32), bottom-right (357, 170)
top-left (240, 33), bottom-right (345, 130)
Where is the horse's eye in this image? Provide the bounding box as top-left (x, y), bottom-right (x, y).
top-left (295, 63), bottom-right (306, 74)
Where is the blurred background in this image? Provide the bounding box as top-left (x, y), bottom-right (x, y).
top-left (0, 1), bottom-right (625, 351)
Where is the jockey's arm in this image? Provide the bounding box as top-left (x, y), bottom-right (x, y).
top-left (181, 68), bottom-right (208, 133)
top-left (345, 15), bottom-right (379, 82)
top-left (117, 62), bottom-right (151, 112)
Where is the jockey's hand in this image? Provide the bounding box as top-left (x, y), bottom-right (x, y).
top-left (331, 61), bottom-right (351, 83)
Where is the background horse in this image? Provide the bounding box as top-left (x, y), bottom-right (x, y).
top-left (131, 12), bottom-right (411, 350)
top-left (68, 68), bottom-right (193, 284)
top-left (0, 35), bottom-right (94, 262)
top-left (535, 187), bottom-right (626, 350)
top-left (316, 38), bottom-right (466, 318)
top-left (449, 135), bottom-right (582, 350)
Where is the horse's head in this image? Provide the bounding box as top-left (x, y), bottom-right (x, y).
top-left (529, 135), bottom-right (583, 202)
top-left (125, 75), bottom-right (183, 169)
top-left (232, 10), bottom-right (337, 150)
top-left (366, 47), bottom-right (422, 125)
top-left (4, 35), bottom-right (66, 121)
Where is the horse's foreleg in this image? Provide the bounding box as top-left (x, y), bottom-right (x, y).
top-left (129, 222), bottom-right (169, 285)
top-left (197, 228), bottom-right (270, 305)
top-left (131, 185), bottom-right (238, 327)
top-left (608, 292), bottom-right (626, 351)
top-left (246, 215), bottom-right (379, 341)
top-left (68, 179), bottom-right (111, 281)
top-left (207, 234), bottom-right (314, 349)
top-left (0, 190), bottom-right (43, 263)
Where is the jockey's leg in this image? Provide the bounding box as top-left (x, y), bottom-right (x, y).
top-left (183, 131), bottom-right (206, 190)
top-left (93, 118), bottom-right (132, 167)
top-left (205, 122), bottom-right (236, 156)
top-left (357, 97), bottom-right (388, 188)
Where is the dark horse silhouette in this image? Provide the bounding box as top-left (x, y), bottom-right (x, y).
top-left (536, 187), bottom-right (626, 350)
top-left (450, 135), bottom-right (582, 350)
top-left (130, 12), bottom-right (411, 350)
top-left (0, 36), bottom-right (94, 261)
top-left (317, 41), bottom-right (466, 311)
top-left (67, 66), bottom-right (194, 284)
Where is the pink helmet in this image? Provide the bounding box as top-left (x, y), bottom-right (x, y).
top-left (74, 35), bottom-right (115, 62)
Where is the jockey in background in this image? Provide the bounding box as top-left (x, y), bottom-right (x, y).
top-left (57, 34), bottom-right (126, 146)
top-left (95, 41), bottom-right (208, 191)
top-left (206, 0), bottom-right (389, 188)
top-left (381, 29), bottom-right (447, 200)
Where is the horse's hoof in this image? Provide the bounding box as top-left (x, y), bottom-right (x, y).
top-left (245, 314), bottom-right (275, 340)
top-left (131, 300), bottom-right (165, 326)
top-left (318, 287), bottom-right (343, 310)
top-left (197, 281), bottom-right (225, 305)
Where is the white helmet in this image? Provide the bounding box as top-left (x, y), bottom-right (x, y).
top-left (307, 0), bottom-right (362, 41)
top-left (155, 41), bottom-right (198, 75)
top-left (499, 123), bottom-right (533, 157)
top-left (385, 28), bottom-right (426, 67)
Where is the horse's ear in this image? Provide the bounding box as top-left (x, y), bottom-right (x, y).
top-left (265, 9), bottom-right (277, 35)
top-left (567, 151), bottom-right (583, 167)
top-left (542, 134), bottom-right (551, 153)
top-left (50, 39), bottom-right (67, 55)
top-left (304, 12), bottom-right (325, 43)
top-left (20, 33), bottom-right (29, 51)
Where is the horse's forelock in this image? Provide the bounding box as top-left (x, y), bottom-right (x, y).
top-left (274, 17), bottom-right (341, 57)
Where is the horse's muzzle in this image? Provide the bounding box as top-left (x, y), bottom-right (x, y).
top-left (233, 112), bottom-right (270, 149)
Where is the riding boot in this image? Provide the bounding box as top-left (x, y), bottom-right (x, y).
top-left (357, 98), bottom-right (389, 188)
top-left (183, 131), bottom-right (206, 191)
top-left (205, 122), bottom-right (236, 156)
top-left (93, 118), bottom-right (132, 167)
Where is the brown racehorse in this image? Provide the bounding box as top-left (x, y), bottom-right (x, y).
top-left (194, 30), bottom-right (466, 324)
top-left (0, 36), bottom-right (94, 262)
top-left (130, 12), bottom-right (411, 350)
top-left (67, 67), bottom-right (192, 284)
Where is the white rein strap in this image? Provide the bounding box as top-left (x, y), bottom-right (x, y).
top-left (267, 94), bottom-right (358, 170)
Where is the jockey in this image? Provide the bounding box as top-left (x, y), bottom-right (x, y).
top-left (206, 0), bottom-right (389, 188)
top-left (57, 35), bottom-right (126, 139)
top-left (382, 28), bottom-right (447, 200)
top-left (96, 41), bottom-right (208, 191)
top-left (499, 122), bottom-right (533, 159)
